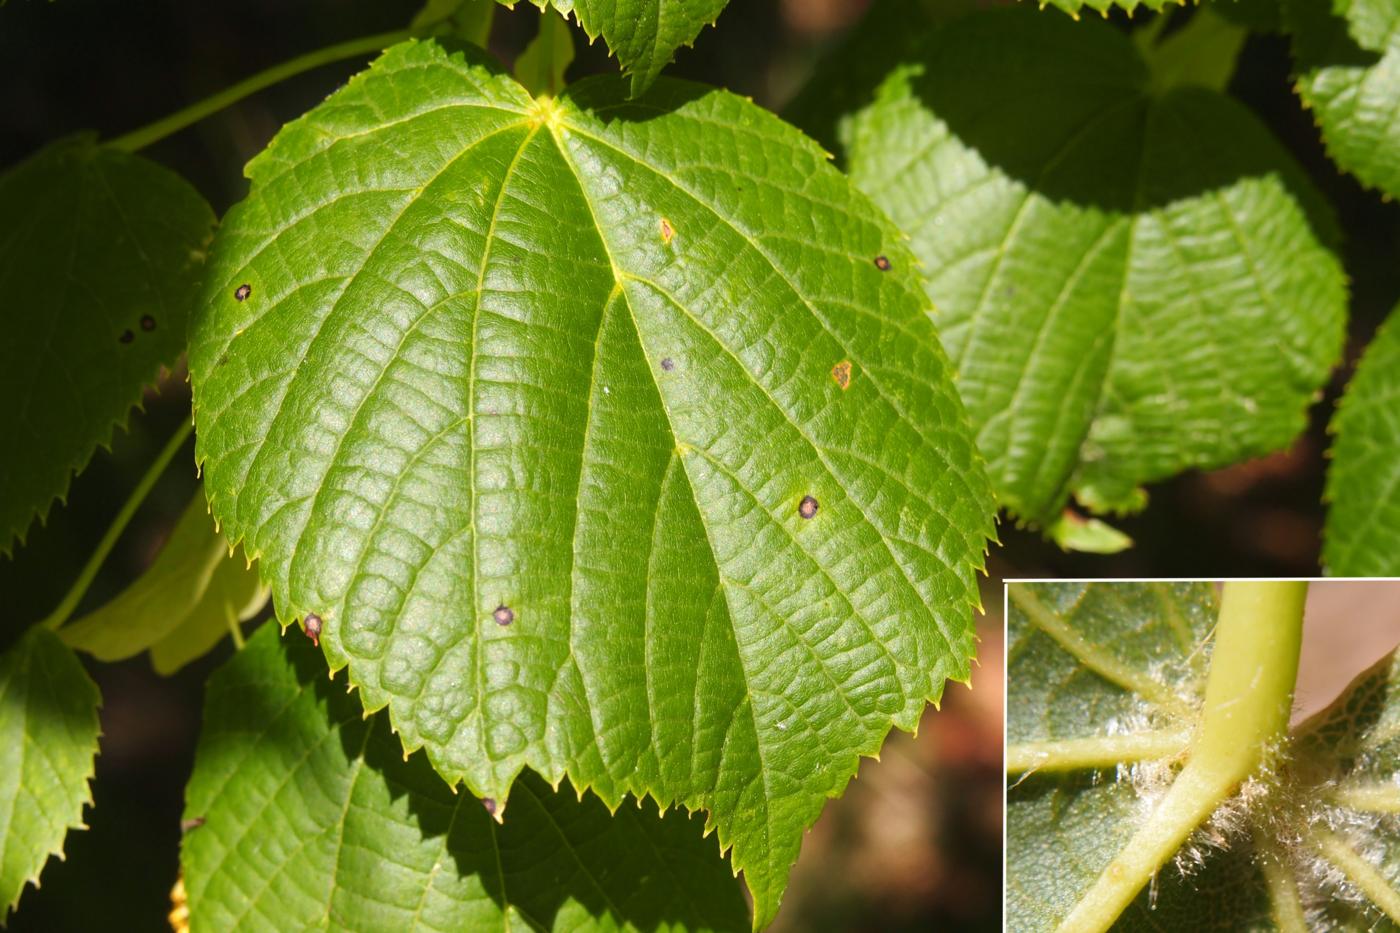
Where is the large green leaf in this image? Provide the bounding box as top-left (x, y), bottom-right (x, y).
top-left (1006, 582), bottom-right (1400, 930)
top-left (818, 7), bottom-right (1345, 528)
top-left (182, 622), bottom-right (748, 932)
top-left (1288, 0), bottom-right (1400, 199)
top-left (0, 137), bottom-right (215, 554)
top-left (188, 39), bottom-right (995, 924)
top-left (515, 0), bottom-right (730, 95)
top-left (1324, 307), bottom-right (1400, 576)
top-left (60, 489), bottom-right (267, 669)
top-left (0, 627), bottom-right (102, 919)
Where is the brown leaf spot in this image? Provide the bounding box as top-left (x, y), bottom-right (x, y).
top-left (873, 255), bottom-right (891, 271)
top-left (493, 604), bottom-right (514, 626)
top-left (140, 314), bottom-right (156, 332)
top-left (798, 495), bottom-right (819, 519)
top-left (304, 613), bottom-right (322, 647)
top-left (661, 357), bottom-right (675, 372)
top-left (180, 817), bottom-right (205, 834)
top-left (660, 217), bottom-right (675, 245)
top-left (234, 283), bottom-right (252, 302)
top-left (831, 360), bottom-right (852, 390)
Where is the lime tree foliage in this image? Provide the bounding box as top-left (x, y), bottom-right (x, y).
top-left (181, 623), bottom-right (748, 932)
top-left (8, 0), bottom-right (1400, 927)
top-left (791, 4), bottom-right (1346, 536)
top-left (187, 36), bottom-right (994, 925)
top-left (0, 137), bottom-right (214, 555)
top-left (1006, 582), bottom-right (1400, 931)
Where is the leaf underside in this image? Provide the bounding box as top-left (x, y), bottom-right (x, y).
top-left (517, 0), bottom-right (730, 95)
top-left (190, 39), bottom-right (994, 924)
top-left (182, 623), bottom-right (748, 932)
top-left (0, 628), bottom-right (102, 919)
top-left (1288, 0), bottom-right (1400, 199)
top-left (1006, 582), bottom-right (1400, 931)
top-left (0, 137), bottom-right (214, 554)
top-left (828, 8), bottom-right (1346, 526)
top-left (60, 490), bottom-right (266, 671)
top-left (1324, 306), bottom-right (1400, 576)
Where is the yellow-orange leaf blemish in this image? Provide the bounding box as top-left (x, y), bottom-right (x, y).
top-left (831, 360), bottom-right (853, 390)
top-left (660, 217), bottom-right (675, 245)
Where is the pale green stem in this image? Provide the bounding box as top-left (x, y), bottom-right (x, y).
top-left (106, 29), bottom-right (413, 152)
top-left (1056, 580), bottom-right (1308, 933)
top-left (1257, 832), bottom-right (1310, 933)
top-left (225, 600), bottom-right (246, 650)
top-left (1308, 827), bottom-right (1400, 924)
top-left (40, 419), bottom-right (195, 631)
top-left (1330, 783), bottom-right (1400, 813)
top-left (1006, 727), bottom-right (1191, 773)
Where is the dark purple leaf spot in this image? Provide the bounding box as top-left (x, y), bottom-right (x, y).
top-left (661, 357), bottom-right (675, 372)
top-left (799, 495), bottom-right (819, 519)
top-left (140, 315), bottom-right (156, 332)
top-left (493, 605), bottom-right (514, 626)
top-left (234, 283), bottom-right (252, 302)
top-left (304, 613), bottom-right (322, 647)
top-left (482, 797), bottom-right (497, 816)
top-left (118, 329), bottom-right (135, 344)
top-left (873, 255), bottom-right (892, 271)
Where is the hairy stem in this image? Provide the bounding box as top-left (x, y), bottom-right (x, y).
top-left (40, 418), bottom-right (195, 631)
top-left (1006, 728), bottom-right (1191, 773)
top-left (106, 29), bottom-right (412, 152)
top-left (1057, 580), bottom-right (1308, 933)
top-left (1309, 827), bottom-right (1400, 924)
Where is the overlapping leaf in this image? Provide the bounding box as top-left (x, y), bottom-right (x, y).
top-left (189, 39), bottom-right (994, 924)
top-left (0, 137), bottom-right (214, 553)
top-left (815, 7), bottom-right (1346, 527)
top-left (182, 623), bottom-right (748, 932)
top-left (0, 628), bottom-right (102, 919)
top-left (515, 0), bottom-right (730, 95)
top-left (1036, 0), bottom-right (1182, 15)
top-left (1006, 582), bottom-right (1400, 931)
top-left (1288, 0), bottom-right (1400, 199)
top-left (1324, 307), bottom-right (1400, 576)
top-left (60, 490), bottom-right (267, 671)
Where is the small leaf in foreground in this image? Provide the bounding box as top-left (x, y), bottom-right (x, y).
top-left (1323, 305), bottom-right (1400, 576)
top-left (0, 137), bottom-right (215, 554)
top-left (182, 623), bottom-right (748, 932)
top-left (59, 490), bottom-right (267, 671)
top-left (190, 38), bottom-right (994, 924)
top-left (0, 627), bottom-right (102, 919)
top-left (824, 7), bottom-right (1346, 527)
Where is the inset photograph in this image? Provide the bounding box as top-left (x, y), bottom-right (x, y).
top-left (1005, 580), bottom-right (1400, 931)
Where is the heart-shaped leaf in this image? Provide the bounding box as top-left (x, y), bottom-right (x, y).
top-left (0, 628), bottom-right (102, 919)
top-left (182, 622), bottom-right (748, 931)
top-left (0, 137), bottom-right (214, 553)
top-left (189, 39), bottom-right (994, 924)
top-left (805, 7), bottom-right (1346, 527)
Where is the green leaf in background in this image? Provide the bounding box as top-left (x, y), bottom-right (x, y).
top-left (1324, 307), bottom-right (1400, 576)
top-left (825, 7), bottom-right (1345, 527)
top-left (515, 9), bottom-right (576, 97)
top-left (0, 628), bottom-right (102, 919)
top-left (412, 0), bottom-right (496, 46)
top-left (1288, 0), bottom-right (1400, 199)
top-left (516, 0), bottom-right (729, 95)
top-left (189, 39), bottom-right (994, 924)
top-left (182, 622), bottom-right (748, 932)
top-left (59, 490), bottom-right (267, 671)
top-left (0, 137), bottom-right (215, 554)
top-left (1005, 582), bottom-right (1400, 931)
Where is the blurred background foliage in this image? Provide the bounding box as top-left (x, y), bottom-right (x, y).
top-left (4, 0), bottom-right (1399, 928)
